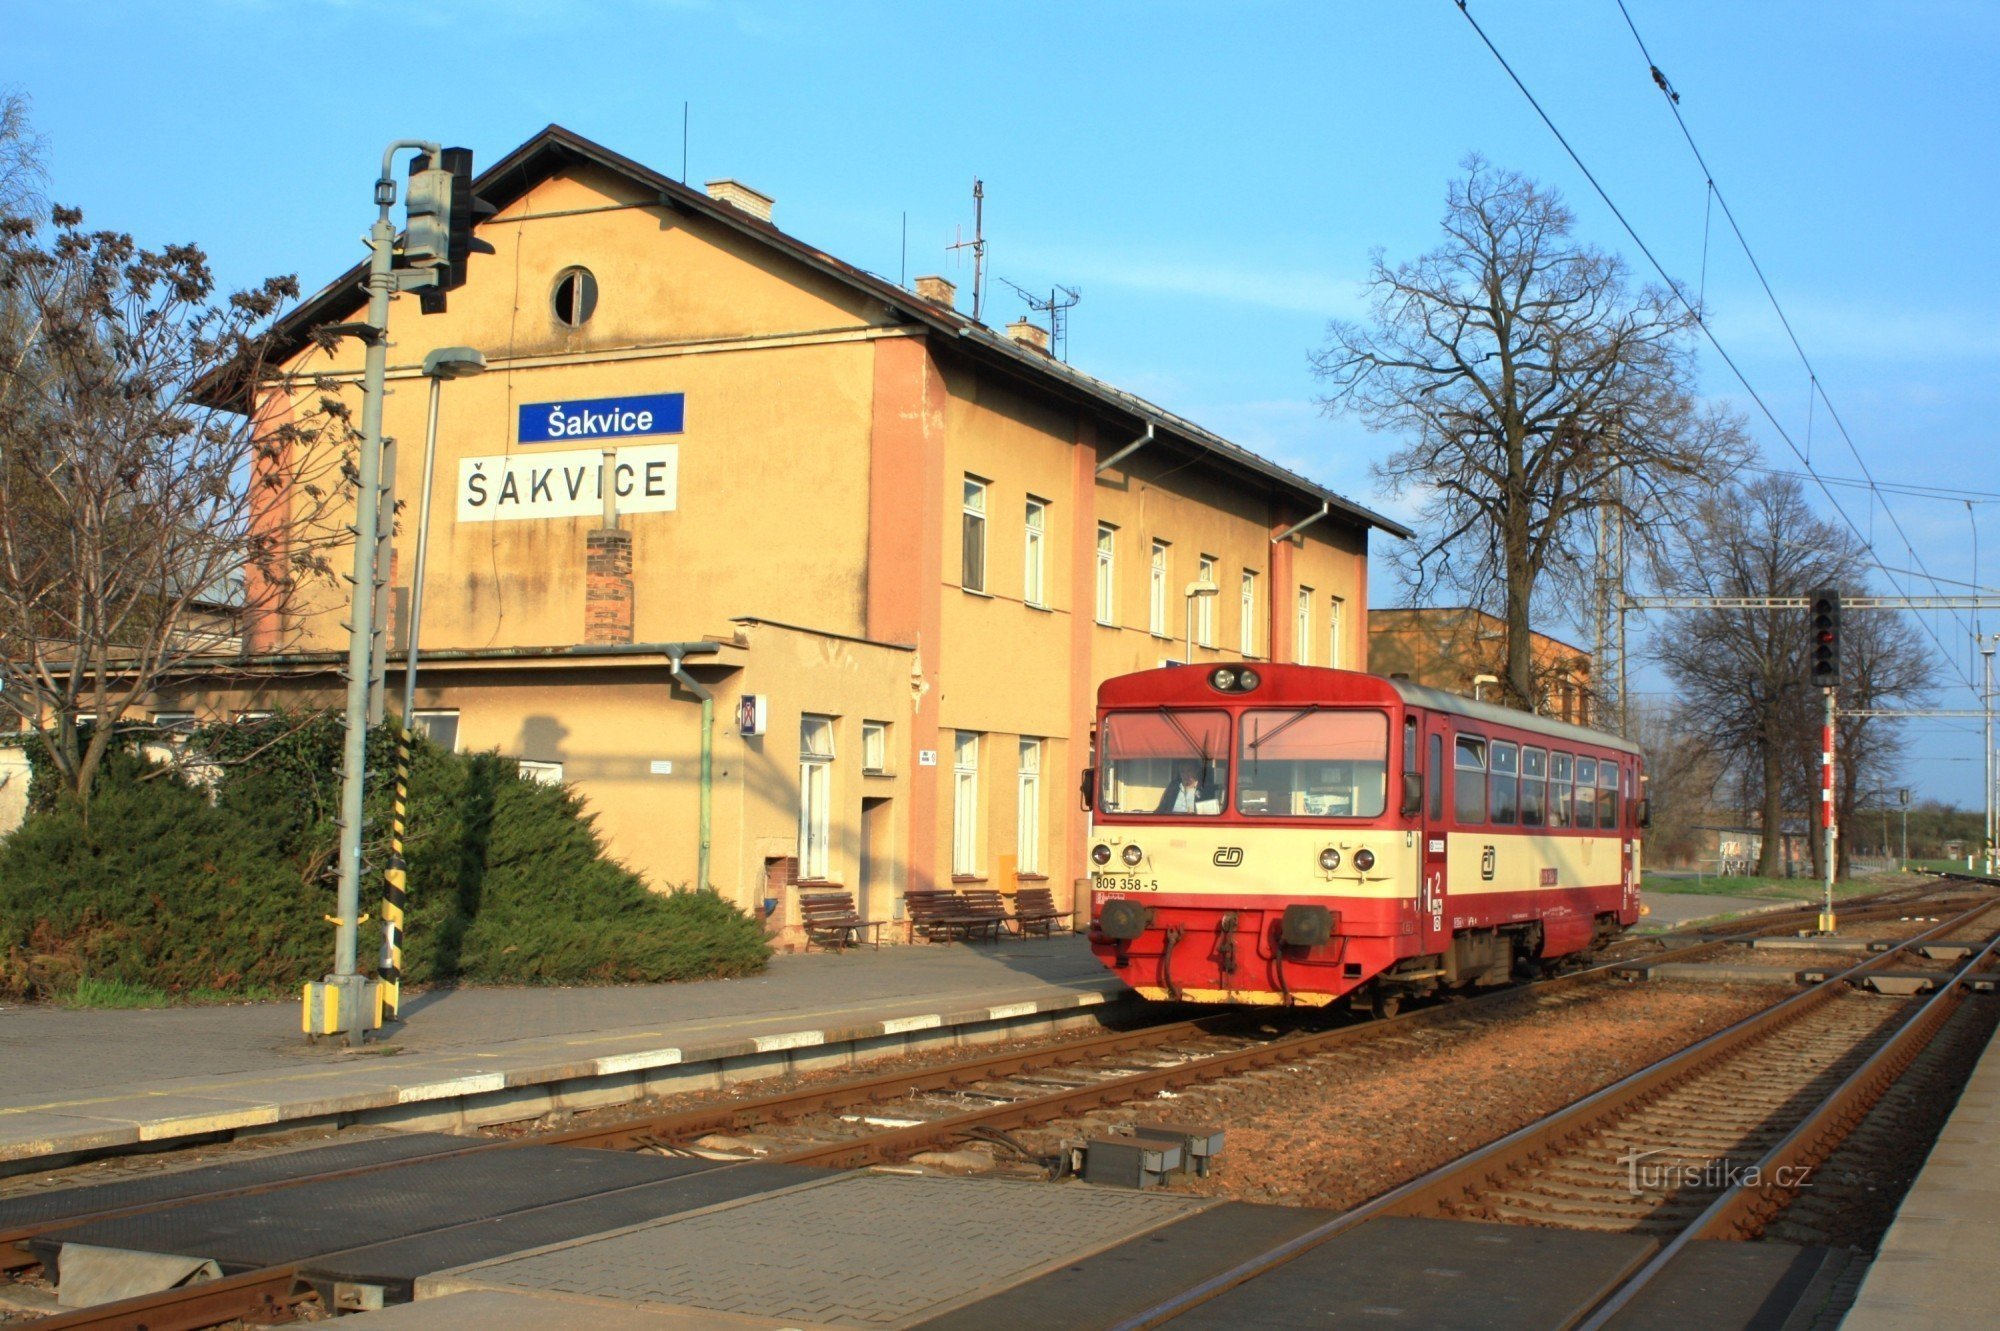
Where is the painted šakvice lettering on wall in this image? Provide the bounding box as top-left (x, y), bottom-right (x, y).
top-left (518, 392), bottom-right (685, 443)
top-left (457, 445), bottom-right (678, 523)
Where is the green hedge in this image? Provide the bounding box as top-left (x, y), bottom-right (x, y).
top-left (0, 714), bottom-right (769, 1001)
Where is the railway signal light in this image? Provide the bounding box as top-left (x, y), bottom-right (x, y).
top-left (1809, 589), bottom-right (1841, 687)
top-left (403, 147), bottom-right (495, 314)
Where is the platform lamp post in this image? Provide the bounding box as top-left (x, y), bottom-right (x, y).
top-left (376, 347), bottom-right (487, 1030)
top-left (1183, 580), bottom-right (1219, 662)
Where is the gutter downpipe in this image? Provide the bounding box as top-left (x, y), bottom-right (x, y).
top-left (1095, 421), bottom-right (1154, 475)
top-left (1271, 502), bottom-right (1332, 544)
top-left (665, 643), bottom-right (720, 893)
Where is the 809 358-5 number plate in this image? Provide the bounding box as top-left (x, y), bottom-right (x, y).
top-left (1093, 873), bottom-right (1160, 892)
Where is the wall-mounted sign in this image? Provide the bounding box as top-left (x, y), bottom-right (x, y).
top-left (519, 393), bottom-right (685, 444)
top-left (457, 445), bottom-right (677, 523)
top-left (736, 695), bottom-right (768, 737)
top-left (918, 749), bottom-right (938, 767)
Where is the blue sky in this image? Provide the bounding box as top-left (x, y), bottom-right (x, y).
top-left (9, 1), bottom-right (1997, 807)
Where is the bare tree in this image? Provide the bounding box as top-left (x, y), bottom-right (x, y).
top-left (0, 89), bottom-right (43, 216)
top-left (1653, 475), bottom-right (1935, 879)
top-left (0, 185), bottom-right (358, 810)
top-left (1313, 157), bottom-right (1750, 710)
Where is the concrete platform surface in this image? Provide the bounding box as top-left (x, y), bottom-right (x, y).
top-left (1638, 891), bottom-right (1790, 930)
top-left (419, 1171), bottom-right (1212, 1328)
top-left (0, 936), bottom-right (1126, 1168)
top-left (324, 1289), bottom-right (768, 1329)
top-left (1840, 1006), bottom-right (2000, 1330)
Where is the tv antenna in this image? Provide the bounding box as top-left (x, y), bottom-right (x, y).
top-left (947, 178), bottom-right (987, 322)
top-left (1000, 277), bottom-right (1081, 361)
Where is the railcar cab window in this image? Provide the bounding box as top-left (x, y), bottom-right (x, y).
top-left (1098, 710), bottom-right (1228, 816)
top-left (1237, 710), bottom-right (1387, 818)
top-left (1489, 741), bottom-right (1519, 825)
top-left (1598, 759), bottom-right (1621, 829)
top-left (1549, 752), bottom-right (1574, 828)
top-left (1521, 746), bottom-right (1548, 827)
top-left (1575, 756), bottom-right (1598, 828)
top-left (1454, 735), bottom-right (1487, 823)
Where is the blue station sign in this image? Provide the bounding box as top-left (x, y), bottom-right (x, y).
top-left (518, 392), bottom-right (685, 444)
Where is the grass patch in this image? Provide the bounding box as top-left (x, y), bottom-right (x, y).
top-left (57, 978), bottom-right (290, 1009)
top-left (1646, 875), bottom-right (1880, 902)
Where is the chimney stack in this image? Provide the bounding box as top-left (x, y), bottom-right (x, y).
top-left (1006, 318), bottom-right (1052, 356)
top-left (703, 179), bottom-right (774, 223)
top-left (585, 529), bottom-right (635, 645)
top-left (914, 274), bottom-right (957, 310)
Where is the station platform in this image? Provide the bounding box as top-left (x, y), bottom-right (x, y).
top-left (1838, 998), bottom-right (2000, 1330)
top-left (0, 935), bottom-right (1128, 1173)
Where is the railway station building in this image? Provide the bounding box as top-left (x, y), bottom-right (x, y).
top-left (1367, 606), bottom-right (1594, 724)
top-left (163, 125), bottom-right (1406, 930)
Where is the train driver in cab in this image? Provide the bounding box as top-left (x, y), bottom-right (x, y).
top-left (1154, 761), bottom-right (1221, 815)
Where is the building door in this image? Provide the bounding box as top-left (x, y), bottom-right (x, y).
top-left (860, 796), bottom-right (893, 922)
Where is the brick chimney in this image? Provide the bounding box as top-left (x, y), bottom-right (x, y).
top-left (1006, 318), bottom-right (1051, 356)
top-left (584, 529), bottom-right (634, 645)
top-left (703, 179), bottom-right (774, 222)
top-left (914, 275), bottom-right (957, 310)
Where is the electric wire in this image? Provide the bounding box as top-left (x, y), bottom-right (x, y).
top-left (1448, 0), bottom-right (1978, 698)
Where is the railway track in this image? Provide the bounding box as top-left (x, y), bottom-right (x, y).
top-left (1112, 895), bottom-right (2000, 1329)
top-left (3, 878), bottom-right (1988, 1330)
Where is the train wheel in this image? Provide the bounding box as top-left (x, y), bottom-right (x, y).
top-left (1370, 989), bottom-right (1402, 1020)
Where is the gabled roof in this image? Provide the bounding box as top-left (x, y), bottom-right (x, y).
top-left (244, 124), bottom-right (1408, 539)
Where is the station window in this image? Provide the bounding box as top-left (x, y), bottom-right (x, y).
top-left (518, 759), bottom-right (564, 786)
top-left (414, 709), bottom-right (460, 753)
top-left (1549, 752), bottom-right (1574, 828)
top-left (1489, 741), bottom-right (1519, 825)
top-left (1453, 735), bottom-right (1487, 824)
top-left (1023, 498), bottom-right (1048, 607)
top-left (1241, 570), bottom-right (1259, 656)
top-left (1328, 596), bottom-right (1345, 670)
top-left (799, 715), bottom-right (836, 881)
top-left (1520, 746), bottom-right (1548, 827)
top-left (961, 476), bottom-right (988, 594)
top-left (1598, 759), bottom-right (1621, 830)
top-left (1148, 541), bottom-right (1170, 637)
top-left (952, 731), bottom-right (981, 876)
top-left (862, 720), bottom-right (889, 774)
top-left (150, 711), bottom-right (197, 735)
top-left (1575, 756), bottom-right (1599, 829)
top-left (1295, 588), bottom-right (1313, 665)
top-left (552, 267), bottom-right (598, 328)
top-left (1095, 525), bottom-right (1118, 625)
top-left (1017, 738), bottom-right (1043, 876)
top-left (1196, 555), bottom-right (1218, 647)
top-left (233, 711), bottom-right (273, 725)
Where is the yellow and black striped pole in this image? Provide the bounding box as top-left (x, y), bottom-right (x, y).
top-left (376, 720), bottom-right (413, 1025)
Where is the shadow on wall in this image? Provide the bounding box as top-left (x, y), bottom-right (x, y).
top-left (517, 715), bottom-right (572, 773)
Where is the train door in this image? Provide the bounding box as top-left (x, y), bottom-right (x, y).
top-left (1418, 715), bottom-right (1449, 948)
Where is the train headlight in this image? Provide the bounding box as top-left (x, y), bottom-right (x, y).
top-left (1091, 844), bottom-right (1112, 866)
top-left (1318, 847), bottom-right (1341, 871)
top-left (1210, 667), bottom-right (1239, 692)
top-left (1353, 849), bottom-right (1376, 872)
top-left (1121, 844), bottom-right (1145, 866)
top-left (1237, 668), bottom-right (1260, 690)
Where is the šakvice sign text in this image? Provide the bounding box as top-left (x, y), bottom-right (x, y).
top-left (518, 392), bottom-right (685, 444)
top-left (457, 445), bottom-right (678, 523)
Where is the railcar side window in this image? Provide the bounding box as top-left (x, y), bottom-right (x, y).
top-left (1237, 709), bottom-right (1389, 818)
top-left (1454, 735), bottom-right (1487, 823)
top-left (1098, 710), bottom-right (1230, 816)
top-left (1521, 746), bottom-right (1548, 826)
top-left (1550, 752), bottom-right (1573, 828)
top-left (1598, 759), bottom-right (1621, 829)
top-left (1575, 756), bottom-right (1598, 829)
top-left (1427, 733), bottom-right (1445, 820)
top-left (1489, 741), bottom-right (1519, 825)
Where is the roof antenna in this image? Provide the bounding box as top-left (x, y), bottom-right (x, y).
top-left (947, 178), bottom-right (987, 322)
top-left (1000, 277), bottom-right (1082, 362)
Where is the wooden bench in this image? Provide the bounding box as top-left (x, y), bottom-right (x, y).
top-left (957, 889), bottom-right (1013, 940)
top-left (905, 889), bottom-right (1005, 943)
top-left (1009, 886), bottom-right (1074, 938)
top-left (798, 890), bottom-right (885, 951)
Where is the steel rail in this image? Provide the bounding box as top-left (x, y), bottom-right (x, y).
top-left (1107, 897), bottom-right (2000, 1330)
top-left (1575, 928), bottom-right (2000, 1329)
top-left (22, 1263), bottom-right (310, 1331)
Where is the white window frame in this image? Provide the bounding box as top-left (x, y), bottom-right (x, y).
top-left (799, 715), bottom-right (836, 882)
top-left (150, 711), bottom-right (197, 735)
top-left (1241, 570), bottom-right (1259, 656)
top-left (861, 719), bottom-right (888, 774)
top-left (952, 730), bottom-right (981, 877)
top-left (413, 708), bottom-right (461, 752)
top-left (1196, 555), bottom-right (1217, 646)
top-left (961, 476), bottom-right (988, 594)
top-left (518, 759), bottom-right (564, 786)
top-left (1296, 586), bottom-right (1313, 665)
top-left (1017, 738), bottom-right (1043, 876)
top-left (1148, 540), bottom-right (1170, 637)
top-left (1095, 524), bottom-right (1117, 625)
top-left (1328, 595), bottom-right (1344, 670)
top-left (1023, 498), bottom-right (1048, 608)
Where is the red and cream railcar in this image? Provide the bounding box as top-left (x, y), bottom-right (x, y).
top-left (1084, 664), bottom-right (1644, 1011)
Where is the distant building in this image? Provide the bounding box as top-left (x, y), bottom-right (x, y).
top-left (1367, 606), bottom-right (1592, 725)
